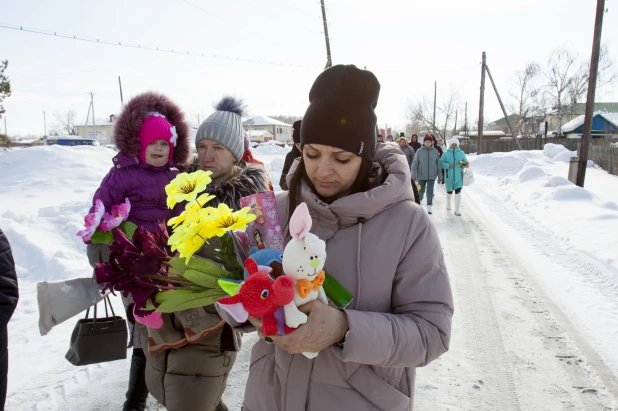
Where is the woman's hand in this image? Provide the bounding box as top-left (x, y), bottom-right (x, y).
top-left (449, 164), bottom-right (454, 168)
top-left (268, 300), bottom-right (349, 354)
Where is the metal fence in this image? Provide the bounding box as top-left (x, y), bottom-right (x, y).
top-left (458, 138), bottom-right (618, 176)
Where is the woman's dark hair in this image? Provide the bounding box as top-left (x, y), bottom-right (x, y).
top-left (287, 154), bottom-right (372, 229)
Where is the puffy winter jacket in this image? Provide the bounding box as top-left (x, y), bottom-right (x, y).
top-left (441, 147), bottom-right (468, 191)
top-left (236, 145), bottom-right (453, 411)
top-left (0, 228), bottom-right (18, 330)
top-left (411, 146), bottom-right (443, 181)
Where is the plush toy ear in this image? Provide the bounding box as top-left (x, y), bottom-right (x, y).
top-left (289, 202), bottom-right (312, 240)
top-left (245, 258), bottom-right (258, 275)
top-left (217, 298), bottom-right (249, 323)
top-left (304, 233), bottom-right (326, 257)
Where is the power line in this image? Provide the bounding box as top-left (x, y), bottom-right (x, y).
top-left (0, 23), bottom-right (318, 69)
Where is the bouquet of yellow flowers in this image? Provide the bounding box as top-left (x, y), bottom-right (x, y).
top-left (95, 170), bottom-right (256, 326)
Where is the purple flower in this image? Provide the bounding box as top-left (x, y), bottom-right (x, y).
top-left (95, 222), bottom-right (172, 316)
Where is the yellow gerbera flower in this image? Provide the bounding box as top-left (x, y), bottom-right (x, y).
top-left (165, 170), bottom-right (213, 209)
top-left (168, 208), bottom-right (218, 262)
top-left (209, 204), bottom-right (257, 237)
top-left (167, 193), bottom-right (216, 229)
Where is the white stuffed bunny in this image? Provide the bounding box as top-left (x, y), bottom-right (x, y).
top-left (282, 202), bottom-right (328, 358)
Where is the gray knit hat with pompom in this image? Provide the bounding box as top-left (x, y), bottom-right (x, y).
top-left (195, 96), bottom-right (245, 162)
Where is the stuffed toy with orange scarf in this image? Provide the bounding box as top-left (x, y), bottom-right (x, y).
top-left (282, 202), bottom-right (328, 358)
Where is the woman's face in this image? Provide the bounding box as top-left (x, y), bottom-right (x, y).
top-left (144, 140), bottom-right (170, 166)
top-left (451, 143), bottom-right (458, 149)
top-left (197, 139), bottom-right (236, 185)
top-left (303, 144), bottom-right (362, 199)
top-left (424, 140), bottom-right (433, 148)
top-left (398, 140), bottom-right (406, 147)
top-left (412, 135), bottom-right (418, 142)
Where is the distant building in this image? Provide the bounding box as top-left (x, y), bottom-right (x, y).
top-left (242, 116), bottom-right (292, 143)
top-left (546, 102), bottom-right (618, 132)
top-left (247, 129), bottom-right (274, 143)
top-left (77, 114), bottom-right (116, 145)
top-left (560, 111), bottom-right (618, 138)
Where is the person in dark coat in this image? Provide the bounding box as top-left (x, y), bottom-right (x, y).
top-left (279, 120), bottom-right (301, 190)
top-left (410, 134), bottom-right (421, 151)
top-left (0, 228), bottom-right (18, 410)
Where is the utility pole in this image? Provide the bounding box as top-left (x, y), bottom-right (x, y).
top-left (485, 64), bottom-right (523, 150)
top-left (43, 111), bottom-right (47, 146)
top-left (90, 92), bottom-right (97, 142)
top-left (320, 0), bottom-right (332, 69)
top-left (464, 101), bottom-right (468, 137)
top-left (4, 116), bottom-right (7, 138)
top-left (433, 81), bottom-right (437, 135)
top-left (577, 0), bottom-right (605, 187)
top-left (454, 110), bottom-right (458, 136)
top-left (118, 76), bottom-right (124, 107)
top-left (478, 51), bottom-right (486, 154)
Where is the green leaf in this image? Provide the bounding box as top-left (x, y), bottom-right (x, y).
top-left (187, 257), bottom-right (228, 278)
top-left (182, 268), bottom-right (221, 289)
top-left (90, 229), bottom-right (114, 244)
top-left (218, 279), bottom-right (242, 296)
top-left (154, 289), bottom-right (229, 312)
top-left (141, 298), bottom-right (156, 311)
top-left (121, 221), bottom-right (138, 240)
top-left (168, 258), bottom-right (188, 275)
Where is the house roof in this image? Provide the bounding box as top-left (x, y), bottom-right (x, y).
top-left (247, 130), bottom-right (273, 137)
top-left (489, 113), bottom-right (518, 126)
top-left (242, 116), bottom-right (292, 127)
top-left (561, 111), bottom-right (618, 133)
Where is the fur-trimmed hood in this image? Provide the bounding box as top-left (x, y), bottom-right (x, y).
top-left (114, 92), bottom-right (191, 167)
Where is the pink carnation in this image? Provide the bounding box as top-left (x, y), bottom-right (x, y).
top-left (77, 199), bottom-right (105, 243)
top-left (100, 198), bottom-right (131, 232)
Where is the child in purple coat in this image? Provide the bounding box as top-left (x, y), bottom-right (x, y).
top-left (86, 92), bottom-right (191, 411)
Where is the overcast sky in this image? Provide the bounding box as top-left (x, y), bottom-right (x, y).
top-left (2, 0), bottom-right (617, 136)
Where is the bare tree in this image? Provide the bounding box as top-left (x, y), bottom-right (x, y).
top-left (568, 45), bottom-right (617, 104)
top-left (407, 91), bottom-right (461, 140)
top-left (53, 110), bottom-right (79, 135)
top-left (508, 63), bottom-right (546, 136)
top-left (540, 47), bottom-right (617, 133)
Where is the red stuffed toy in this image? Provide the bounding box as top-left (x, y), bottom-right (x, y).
top-left (217, 258), bottom-right (295, 336)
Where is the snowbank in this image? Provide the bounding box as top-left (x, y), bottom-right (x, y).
top-left (252, 143), bottom-right (289, 156)
top-left (468, 146), bottom-right (618, 377)
top-left (0, 145), bottom-right (290, 410)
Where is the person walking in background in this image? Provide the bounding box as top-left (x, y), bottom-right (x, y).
top-left (0, 228), bottom-right (18, 411)
top-left (441, 137), bottom-right (469, 216)
top-left (86, 92), bottom-right (191, 411)
top-left (434, 136), bottom-right (444, 157)
top-left (411, 134), bottom-right (442, 214)
top-left (397, 133), bottom-right (414, 168)
top-left (279, 120), bottom-right (302, 190)
top-left (410, 133), bottom-right (421, 151)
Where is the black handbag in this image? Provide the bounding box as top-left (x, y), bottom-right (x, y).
top-left (65, 295), bottom-right (128, 366)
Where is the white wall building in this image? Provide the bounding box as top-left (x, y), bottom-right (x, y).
top-left (242, 116), bottom-right (292, 143)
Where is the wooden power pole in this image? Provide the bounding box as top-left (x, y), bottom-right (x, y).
top-left (320, 0), bottom-right (333, 69)
top-left (478, 52), bottom-right (487, 154)
top-left (577, 0), bottom-right (606, 187)
top-left (485, 64), bottom-right (523, 150)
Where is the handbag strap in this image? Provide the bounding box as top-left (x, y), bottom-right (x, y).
top-left (84, 294), bottom-right (117, 329)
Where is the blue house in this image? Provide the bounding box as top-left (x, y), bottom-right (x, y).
top-left (561, 111), bottom-right (618, 138)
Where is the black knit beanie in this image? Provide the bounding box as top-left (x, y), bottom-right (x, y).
top-left (300, 65), bottom-right (380, 161)
top-left (292, 120), bottom-right (301, 144)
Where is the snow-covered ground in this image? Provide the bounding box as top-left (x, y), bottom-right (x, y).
top-left (1, 143), bottom-right (617, 410)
